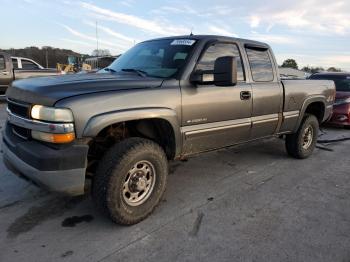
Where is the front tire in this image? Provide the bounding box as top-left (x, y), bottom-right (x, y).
top-left (285, 114), bottom-right (319, 159)
top-left (92, 137), bottom-right (168, 225)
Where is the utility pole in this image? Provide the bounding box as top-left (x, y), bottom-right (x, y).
top-left (96, 21), bottom-right (99, 55)
top-left (96, 21), bottom-right (99, 68)
top-left (45, 48), bottom-right (48, 68)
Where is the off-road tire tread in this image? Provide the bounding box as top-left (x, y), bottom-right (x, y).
top-left (92, 137), bottom-right (167, 225)
top-left (285, 114), bottom-right (319, 159)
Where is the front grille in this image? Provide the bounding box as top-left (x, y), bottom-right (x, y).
top-left (7, 99), bottom-right (31, 140)
top-left (11, 124), bottom-right (31, 140)
top-left (7, 99), bottom-right (30, 118)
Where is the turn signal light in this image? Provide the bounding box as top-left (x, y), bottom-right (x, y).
top-left (31, 131), bottom-right (75, 144)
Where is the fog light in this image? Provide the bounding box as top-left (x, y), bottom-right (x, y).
top-left (31, 130), bottom-right (75, 143)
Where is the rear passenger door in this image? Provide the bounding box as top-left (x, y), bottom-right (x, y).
top-left (245, 46), bottom-right (283, 138)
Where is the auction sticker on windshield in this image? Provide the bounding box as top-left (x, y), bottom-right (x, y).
top-left (171, 39), bottom-right (196, 46)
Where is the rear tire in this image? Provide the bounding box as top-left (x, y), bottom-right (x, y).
top-left (92, 137), bottom-right (168, 225)
top-left (285, 114), bottom-right (319, 159)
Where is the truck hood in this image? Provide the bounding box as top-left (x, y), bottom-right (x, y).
top-left (6, 72), bottom-right (163, 106)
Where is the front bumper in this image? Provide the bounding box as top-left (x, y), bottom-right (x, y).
top-left (2, 124), bottom-right (89, 196)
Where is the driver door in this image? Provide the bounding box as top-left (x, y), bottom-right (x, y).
top-left (181, 42), bottom-right (252, 154)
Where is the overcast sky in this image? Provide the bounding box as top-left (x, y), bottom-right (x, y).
top-left (1, 0), bottom-right (350, 70)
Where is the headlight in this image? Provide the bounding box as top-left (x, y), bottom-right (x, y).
top-left (31, 105), bottom-right (74, 122)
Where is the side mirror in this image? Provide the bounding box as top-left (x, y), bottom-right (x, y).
top-left (214, 56), bottom-right (238, 86)
top-left (190, 56), bottom-right (238, 86)
top-left (190, 70), bottom-right (214, 85)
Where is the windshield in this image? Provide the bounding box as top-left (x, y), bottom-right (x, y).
top-left (105, 39), bottom-right (196, 78)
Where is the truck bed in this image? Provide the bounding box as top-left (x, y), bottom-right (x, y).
top-left (281, 79), bottom-right (335, 112)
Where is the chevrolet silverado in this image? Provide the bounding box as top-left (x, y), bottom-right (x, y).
top-left (3, 35), bottom-right (335, 224)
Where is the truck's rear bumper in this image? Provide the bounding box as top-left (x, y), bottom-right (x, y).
top-left (2, 125), bottom-right (88, 196)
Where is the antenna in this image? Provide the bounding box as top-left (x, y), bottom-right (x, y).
top-left (190, 27), bottom-right (194, 36)
top-left (96, 21), bottom-right (99, 56)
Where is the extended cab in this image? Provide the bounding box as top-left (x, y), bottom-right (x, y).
top-left (0, 52), bottom-right (59, 95)
top-left (3, 35), bottom-right (335, 225)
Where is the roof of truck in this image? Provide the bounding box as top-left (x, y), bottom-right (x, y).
top-left (143, 35), bottom-right (270, 48)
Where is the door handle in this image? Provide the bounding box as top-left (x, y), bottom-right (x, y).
top-left (240, 91), bottom-right (251, 100)
top-left (1, 71), bottom-right (9, 75)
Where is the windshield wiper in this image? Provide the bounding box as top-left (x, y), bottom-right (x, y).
top-left (104, 67), bottom-right (117, 73)
top-left (121, 68), bottom-right (148, 77)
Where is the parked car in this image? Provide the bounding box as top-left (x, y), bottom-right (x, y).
top-left (11, 56), bottom-right (45, 70)
top-left (309, 72), bottom-right (350, 128)
top-left (3, 35), bottom-right (335, 225)
top-left (0, 52), bottom-right (60, 95)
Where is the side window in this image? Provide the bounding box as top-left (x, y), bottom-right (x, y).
top-left (12, 58), bottom-right (18, 69)
top-left (21, 59), bottom-right (39, 70)
top-left (196, 43), bottom-right (245, 81)
top-left (245, 47), bottom-right (274, 82)
top-left (0, 56), bottom-right (5, 70)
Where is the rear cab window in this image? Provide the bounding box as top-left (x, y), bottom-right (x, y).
top-left (245, 47), bottom-right (274, 82)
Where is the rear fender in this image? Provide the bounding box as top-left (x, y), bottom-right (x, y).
top-left (293, 96), bottom-right (326, 132)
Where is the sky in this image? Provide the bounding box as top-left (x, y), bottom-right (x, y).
top-left (1, 0), bottom-right (350, 71)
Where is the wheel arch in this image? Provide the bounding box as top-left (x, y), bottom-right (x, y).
top-left (294, 96), bottom-right (326, 132)
top-left (83, 108), bottom-right (181, 159)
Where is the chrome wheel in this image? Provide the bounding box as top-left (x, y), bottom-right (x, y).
top-left (122, 160), bottom-right (156, 207)
top-left (302, 125), bottom-right (314, 150)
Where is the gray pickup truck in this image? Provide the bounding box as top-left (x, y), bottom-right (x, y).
top-left (3, 35), bottom-right (335, 225)
top-left (0, 52), bottom-right (59, 95)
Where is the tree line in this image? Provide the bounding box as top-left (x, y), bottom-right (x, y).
top-left (281, 59), bottom-right (342, 74)
top-left (0, 46), bottom-right (86, 68)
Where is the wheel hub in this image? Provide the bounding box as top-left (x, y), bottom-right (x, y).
top-left (122, 161), bottom-right (156, 206)
top-left (302, 125), bottom-right (314, 150)
top-left (136, 178), bottom-right (147, 191)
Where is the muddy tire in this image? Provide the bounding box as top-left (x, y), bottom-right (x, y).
top-left (92, 137), bottom-right (168, 225)
top-left (285, 114), bottom-right (319, 159)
